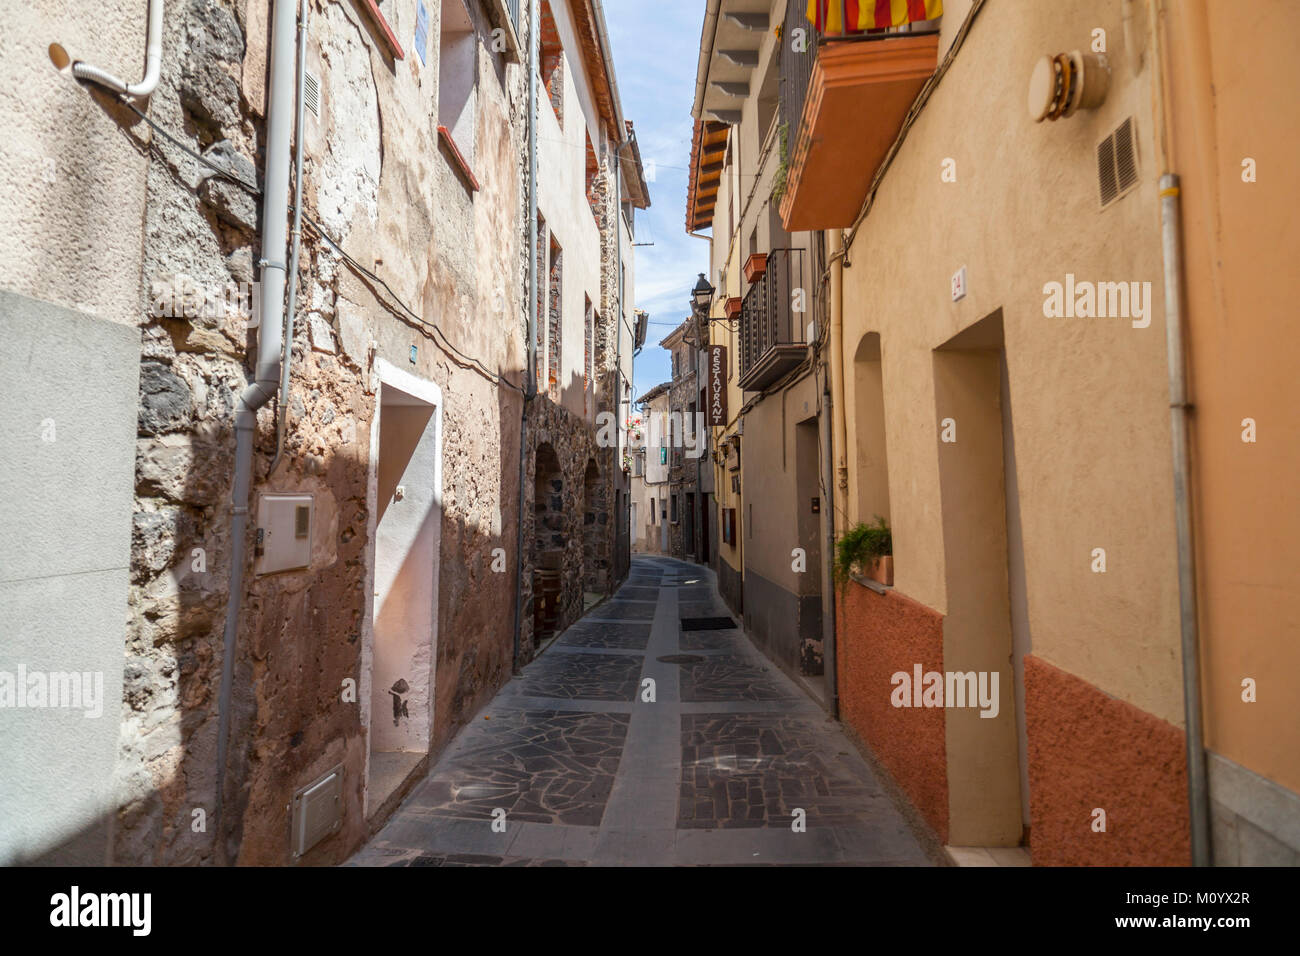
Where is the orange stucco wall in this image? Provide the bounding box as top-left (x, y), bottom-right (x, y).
top-left (837, 582), bottom-right (948, 842)
top-left (1165, 0), bottom-right (1300, 797)
top-left (1025, 655), bottom-right (1191, 866)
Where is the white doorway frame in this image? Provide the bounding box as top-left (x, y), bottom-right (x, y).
top-left (360, 358), bottom-right (444, 819)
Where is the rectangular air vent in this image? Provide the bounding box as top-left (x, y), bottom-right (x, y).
top-left (303, 68), bottom-right (321, 121)
top-left (292, 764), bottom-right (343, 859)
top-left (1097, 117), bottom-right (1138, 208)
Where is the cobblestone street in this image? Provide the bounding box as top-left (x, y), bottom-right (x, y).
top-left (350, 556), bottom-right (937, 867)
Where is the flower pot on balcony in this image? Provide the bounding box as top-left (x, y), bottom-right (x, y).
top-left (724, 296), bottom-right (742, 319)
top-left (743, 252), bottom-right (767, 283)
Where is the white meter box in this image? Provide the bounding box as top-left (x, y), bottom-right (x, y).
top-left (255, 493), bottom-right (314, 575)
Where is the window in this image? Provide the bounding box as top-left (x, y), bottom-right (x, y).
top-left (650, 497), bottom-right (655, 523)
top-left (671, 494), bottom-right (678, 523)
top-left (361, 1), bottom-right (406, 60)
top-left (585, 130), bottom-right (601, 224)
top-left (539, 1), bottom-right (563, 126)
top-left (439, 0), bottom-right (477, 176)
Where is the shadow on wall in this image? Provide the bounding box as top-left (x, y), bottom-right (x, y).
top-left (16, 0), bottom-right (532, 868)
top-left (89, 314), bottom-right (524, 866)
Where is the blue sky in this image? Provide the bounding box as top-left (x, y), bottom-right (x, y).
top-left (605, 0), bottom-right (709, 403)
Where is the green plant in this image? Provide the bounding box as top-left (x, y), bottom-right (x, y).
top-left (834, 516), bottom-right (892, 587)
top-left (771, 121), bottom-right (790, 203)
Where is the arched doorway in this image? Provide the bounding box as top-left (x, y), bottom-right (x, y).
top-left (582, 459), bottom-right (603, 602)
top-left (533, 443), bottom-right (564, 644)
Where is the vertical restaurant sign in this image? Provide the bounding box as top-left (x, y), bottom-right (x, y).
top-left (708, 345), bottom-right (728, 427)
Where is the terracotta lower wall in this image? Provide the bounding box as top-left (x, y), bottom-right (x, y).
top-left (1024, 655), bottom-right (1191, 866)
top-left (836, 582), bottom-right (947, 841)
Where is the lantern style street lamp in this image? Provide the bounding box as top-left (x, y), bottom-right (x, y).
top-left (691, 272), bottom-right (715, 315)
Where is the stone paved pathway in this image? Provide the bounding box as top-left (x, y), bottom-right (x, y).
top-left (349, 555), bottom-right (936, 867)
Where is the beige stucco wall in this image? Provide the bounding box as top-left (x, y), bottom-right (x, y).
top-left (0, 3), bottom-right (155, 864)
top-left (704, 10), bottom-right (808, 583)
top-left (838, 0), bottom-right (1184, 727)
top-left (1164, 0), bottom-right (1300, 794)
top-left (0, 3), bottom-right (151, 325)
top-left (632, 390), bottom-right (670, 550)
top-left (537, 0), bottom-right (607, 420)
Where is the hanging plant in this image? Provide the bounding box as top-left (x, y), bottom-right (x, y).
top-left (771, 121), bottom-right (791, 203)
top-left (834, 515), bottom-right (893, 589)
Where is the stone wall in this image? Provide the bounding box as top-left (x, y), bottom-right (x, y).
top-left (521, 396), bottom-right (613, 658)
top-left (112, 0), bottom-right (527, 865)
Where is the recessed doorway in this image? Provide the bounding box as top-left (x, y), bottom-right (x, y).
top-left (363, 360), bottom-right (443, 818)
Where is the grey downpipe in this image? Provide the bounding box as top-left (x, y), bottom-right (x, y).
top-left (821, 378), bottom-right (838, 717)
top-left (1160, 172), bottom-right (1211, 866)
top-left (268, 0), bottom-right (311, 477)
top-left (214, 0), bottom-right (298, 849)
top-left (55, 0), bottom-right (164, 100)
top-left (614, 137), bottom-right (626, 582)
top-left (512, 0), bottom-right (540, 674)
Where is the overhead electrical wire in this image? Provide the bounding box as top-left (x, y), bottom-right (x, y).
top-left (122, 98), bottom-right (524, 394)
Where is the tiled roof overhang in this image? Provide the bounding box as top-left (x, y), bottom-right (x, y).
top-left (573, 0), bottom-right (622, 138)
top-left (686, 118), bottom-right (729, 232)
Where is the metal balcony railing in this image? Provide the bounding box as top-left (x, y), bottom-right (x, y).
top-left (738, 247), bottom-right (809, 391)
top-left (779, 0), bottom-right (819, 161)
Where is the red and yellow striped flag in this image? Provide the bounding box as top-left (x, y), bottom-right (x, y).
top-left (806, 0), bottom-right (943, 33)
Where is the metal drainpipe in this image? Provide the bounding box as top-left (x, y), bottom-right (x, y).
top-left (269, 0), bottom-right (310, 477)
top-left (821, 377), bottom-right (838, 718)
top-left (695, 316), bottom-right (703, 566)
top-left (214, 0), bottom-right (298, 853)
top-left (512, 0), bottom-right (539, 674)
top-left (1147, 0), bottom-right (1211, 867)
top-left (1160, 172), bottom-right (1210, 866)
top-left (614, 138), bottom-right (624, 585)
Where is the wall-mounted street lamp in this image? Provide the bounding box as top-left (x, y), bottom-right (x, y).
top-left (691, 273), bottom-right (715, 316)
top-left (691, 272), bottom-right (736, 331)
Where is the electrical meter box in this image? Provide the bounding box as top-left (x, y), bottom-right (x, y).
top-left (255, 493), bottom-right (314, 575)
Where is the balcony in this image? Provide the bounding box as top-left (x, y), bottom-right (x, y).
top-left (738, 248), bottom-right (809, 392)
top-left (778, 31), bottom-right (939, 231)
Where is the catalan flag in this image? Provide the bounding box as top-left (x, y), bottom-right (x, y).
top-left (806, 0), bottom-right (943, 34)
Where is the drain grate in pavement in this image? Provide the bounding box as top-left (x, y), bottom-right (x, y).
top-left (657, 654), bottom-right (706, 664)
top-left (679, 616), bottom-right (736, 631)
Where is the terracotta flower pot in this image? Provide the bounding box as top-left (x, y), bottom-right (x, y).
top-left (863, 555), bottom-right (893, 586)
top-left (724, 296), bottom-right (742, 319)
top-left (744, 252), bottom-right (767, 283)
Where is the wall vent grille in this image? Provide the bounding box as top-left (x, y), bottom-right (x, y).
top-left (1098, 116), bottom-right (1138, 208)
top-left (303, 68), bottom-right (322, 121)
top-left (291, 764), bottom-right (342, 859)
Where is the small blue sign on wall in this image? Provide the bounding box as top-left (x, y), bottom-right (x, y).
top-left (414, 0), bottom-right (429, 65)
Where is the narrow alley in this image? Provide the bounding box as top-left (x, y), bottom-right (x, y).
top-left (3, 0), bottom-right (1296, 927)
top-left (351, 555), bottom-right (934, 866)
